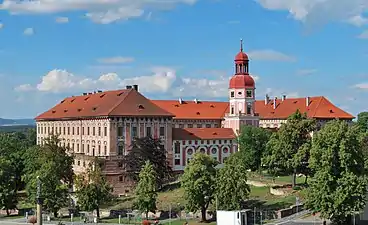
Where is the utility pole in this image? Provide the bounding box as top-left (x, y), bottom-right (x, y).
top-left (36, 176), bottom-right (43, 225)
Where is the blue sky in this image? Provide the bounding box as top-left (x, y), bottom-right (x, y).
top-left (0, 0), bottom-right (367, 118)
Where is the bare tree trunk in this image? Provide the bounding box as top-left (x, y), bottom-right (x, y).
top-left (292, 170), bottom-right (297, 188)
top-left (304, 175), bottom-right (308, 185)
top-left (97, 207), bottom-right (100, 219)
top-left (201, 206), bottom-right (207, 222)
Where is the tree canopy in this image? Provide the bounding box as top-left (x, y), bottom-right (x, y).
top-left (123, 137), bottom-right (172, 188)
top-left (0, 156), bottom-right (18, 215)
top-left (23, 135), bottom-right (74, 217)
top-left (75, 158), bottom-right (112, 219)
top-left (263, 110), bottom-right (316, 186)
top-left (181, 153), bottom-right (218, 222)
top-left (357, 112), bottom-right (368, 132)
top-left (134, 161), bottom-right (157, 218)
top-left (216, 153), bottom-right (250, 211)
top-left (306, 120), bottom-right (367, 224)
top-left (238, 125), bottom-right (271, 172)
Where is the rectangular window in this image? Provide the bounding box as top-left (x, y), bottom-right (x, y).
top-left (146, 127), bottom-right (152, 137)
top-left (187, 124), bottom-right (193, 128)
top-left (72, 143), bottom-right (75, 151)
top-left (98, 127), bottom-right (101, 136)
top-left (179, 124), bottom-right (184, 128)
top-left (87, 144), bottom-right (90, 154)
top-left (132, 127), bottom-right (137, 138)
top-left (104, 127), bottom-right (107, 136)
top-left (82, 144), bottom-right (84, 153)
top-left (67, 127), bottom-right (70, 135)
top-left (82, 127), bottom-right (84, 135)
top-left (197, 124), bottom-right (202, 128)
top-left (159, 127), bottom-right (165, 136)
top-left (174, 142), bottom-right (180, 154)
top-left (117, 126), bottom-right (123, 136)
top-left (72, 127), bottom-right (75, 135)
top-left (118, 146), bottom-right (124, 155)
top-left (63, 127), bottom-right (66, 135)
top-left (77, 144), bottom-right (79, 152)
top-left (214, 124), bottom-right (219, 128)
top-left (98, 145), bottom-right (101, 155)
top-left (231, 91), bottom-right (234, 97)
top-left (175, 159), bottom-right (181, 165)
top-left (92, 127), bottom-right (95, 136)
top-left (247, 104), bottom-right (252, 114)
top-left (77, 127), bottom-right (79, 135)
top-left (206, 124), bottom-right (211, 128)
top-left (59, 127), bottom-right (61, 134)
top-left (104, 146), bottom-right (107, 155)
top-left (246, 90), bottom-right (252, 98)
top-left (48, 127), bottom-right (50, 134)
top-left (87, 127), bottom-right (90, 135)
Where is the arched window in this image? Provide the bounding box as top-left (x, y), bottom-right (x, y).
top-left (199, 148), bottom-right (206, 154)
top-left (211, 148), bottom-right (217, 154)
top-left (223, 147), bottom-right (229, 154)
top-left (187, 149), bottom-right (193, 155)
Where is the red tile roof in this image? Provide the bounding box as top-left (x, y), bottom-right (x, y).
top-left (151, 100), bottom-right (229, 120)
top-left (35, 89), bottom-right (174, 120)
top-left (173, 128), bottom-right (236, 140)
top-left (153, 96), bottom-right (354, 120)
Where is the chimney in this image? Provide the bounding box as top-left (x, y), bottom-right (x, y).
top-left (179, 98), bottom-right (183, 104)
top-left (306, 96), bottom-right (310, 107)
top-left (126, 85), bottom-right (132, 89)
top-left (265, 94), bottom-right (270, 105)
top-left (282, 95), bottom-right (286, 101)
top-left (133, 85), bottom-right (138, 91)
top-left (83, 93), bottom-right (87, 96)
top-left (194, 98), bottom-right (198, 104)
top-left (273, 97), bottom-right (277, 109)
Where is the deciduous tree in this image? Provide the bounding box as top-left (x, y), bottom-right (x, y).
top-left (123, 137), bottom-right (172, 188)
top-left (306, 120), bottom-right (367, 225)
top-left (134, 161), bottom-right (157, 218)
top-left (216, 153), bottom-right (250, 210)
top-left (23, 135), bottom-right (74, 217)
top-left (238, 125), bottom-right (271, 172)
top-left (181, 153), bottom-right (218, 222)
top-left (263, 110), bottom-right (315, 187)
top-left (357, 112), bottom-right (368, 132)
top-left (75, 159), bottom-right (112, 219)
top-left (0, 157), bottom-right (17, 215)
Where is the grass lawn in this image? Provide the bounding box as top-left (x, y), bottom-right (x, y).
top-left (247, 172), bottom-right (306, 185)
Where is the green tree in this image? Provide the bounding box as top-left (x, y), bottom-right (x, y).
top-left (181, 153), bottom-right (218, 222)
top-left (0, 157), bottom-right (18, 215)
top-left (306, 120), bottom-right (367, 224)
top-left (263, 110), bottom-right (315, 187)
top-left (23, 135), bottom-right (74, 217)
top-left (123, 137), bottom-right (172, 189)
top-left (134, 161), bottom-right (157, 218)
top-left (238, 125), bottom-right (271, 172)
top-left (75, 159), bottom-right (112, 219)
top-left (357, 112), bottom-right (368, 132)
top-left (216, 153), bottom-right (250, 210)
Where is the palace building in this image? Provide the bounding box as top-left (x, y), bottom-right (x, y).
top-left (35, 41), bottom-right (354, 195)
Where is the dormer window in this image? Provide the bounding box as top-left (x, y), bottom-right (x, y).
top-left (231, 91), bottom-right (234, 97)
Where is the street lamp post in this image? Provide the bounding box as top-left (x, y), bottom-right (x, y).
top-left (36, 176), bottom-right (43, 225)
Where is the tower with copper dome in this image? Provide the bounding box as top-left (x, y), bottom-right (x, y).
top-left (223, 39), bottom-right (259, 134)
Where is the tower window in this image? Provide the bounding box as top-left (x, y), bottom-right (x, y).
top-left (231, 91), bottom-right (234, 97)
top-left (246, 90), bottom-right (252, 98)
top-left (238, 91), bottom-right (242, 95)
top-left (247, 103), bottom-right (252, 114)
top-left (231, 107), bottom-right (234, 114)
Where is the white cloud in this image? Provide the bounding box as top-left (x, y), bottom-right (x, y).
top-left (23, 27), bottom-right (34, 35)
top-left (14, 84), bottom-right (34, 92)
top-left (358, 30), bottom-right (368, 39)
top-left (248, 50), bottom-right (296, 62)
top-left (0, 23), bottom-right (3, 29)
top-left (348, 15), bottom-right (368, 26)
top-left (256, 0), bottom-right (368, 27)
top-left (97, 56), bottom-right (135, 64)
top-left (55, 16), bottom-right (69, 23)
top-left (15, 68), bottom-right (260, 99)
top-left (354, 83), bottom-right (368, 89)
top-left (297, 69), bottom-right (317, 76)
top-left (0, 0), bottom-right (199, 24)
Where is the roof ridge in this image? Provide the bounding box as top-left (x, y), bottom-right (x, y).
top-left (311, 96), bottom-right (323, 118)
top-left (107, 89), bottom-right (132, 115)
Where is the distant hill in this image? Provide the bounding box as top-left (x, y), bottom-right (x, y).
top-left (0, 118), bottom-right (35, 126)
